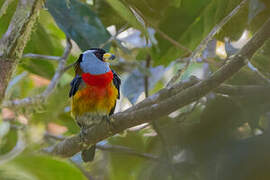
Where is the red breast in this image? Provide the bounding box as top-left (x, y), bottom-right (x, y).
top-left (81, 70), bottom-right (113, 87)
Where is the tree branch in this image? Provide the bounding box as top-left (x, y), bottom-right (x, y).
top-left (46, 17), bottom-right (270, 158)
top-left (0, 0), bottom-right (44, 104)
top-left (2, 38), bottom-right (72, 108)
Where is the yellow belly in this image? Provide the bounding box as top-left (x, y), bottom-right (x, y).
top-left (71, 82), bottom-right (118, 116)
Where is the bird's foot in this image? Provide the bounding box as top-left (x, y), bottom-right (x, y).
top-left (79, 128), bottom-right (88, 144)
top-left (103, 115), bottom-right (115, 134)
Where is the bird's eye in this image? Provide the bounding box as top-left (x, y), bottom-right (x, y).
top-left (94, 51), bottom-right (104, 61)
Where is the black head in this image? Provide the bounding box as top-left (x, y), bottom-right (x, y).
top-left (89, 48), bottom-right (106, 61)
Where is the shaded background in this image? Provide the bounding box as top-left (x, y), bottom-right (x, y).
top-left (0, 0), bottom-right (270, 179)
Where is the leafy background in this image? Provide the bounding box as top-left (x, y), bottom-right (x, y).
top-left (0, 0), bottom-right (270, 179)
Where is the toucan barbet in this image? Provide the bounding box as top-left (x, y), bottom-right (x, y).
top-left (69, 48), bottom-right (121, 162)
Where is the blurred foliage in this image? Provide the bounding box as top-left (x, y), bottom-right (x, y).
top-left (1, 0), bottom-right (270, 179)
top-left (0, 153), bottom-right (87, 180)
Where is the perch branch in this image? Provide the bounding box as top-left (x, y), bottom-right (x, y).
top-left (45, 17), bottom-right (270, 158)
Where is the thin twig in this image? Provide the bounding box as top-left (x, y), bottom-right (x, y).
top-left (0, 130), bottom-right (25, 165)
top-left (22, 53), bottom-right (62, 61)
top-left (96, 144), bottom-right (159, 161)
top-left (44, 132), bottom-right (65, 141)
top-left (173, 101), bottom-right (200, 123)
top-left (166, 0), bottom-right (248, 87)
top-left (63, 62), bottom-right (76, 72)
top-left (144, 55), bottom-right (151, 97)
top-left (42, 38), bottom-right (72, 97)
top-left (247, 61), bottom-right (270, 84)
top-left (99, 24), bottom-right (128, 49)
top-left (2, 38), bottom-right (72, 108)
top-left (191, 0), bottom-right (248, 62)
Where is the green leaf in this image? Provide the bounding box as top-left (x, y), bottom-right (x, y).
top-left (46, 0), bottom-right (111, 51)
top-left (0, 129), bottom-right (17, 155)
top-left (0, 153), bottom-right (87, 180)
top-left (252, 39), bottom-right (270, 77)
top-left (106, 0), bottom-right (148, 36)
top-left (21, 21), bottom-right (60, 79)
top-left (109, 132), bottom-right (149, 180)
top-left (155, 0), bottom-right (246, 65)
top-left (0, 0), bottom-right (18, 37)
top-left (171, 0), bottom-right (183, 8)
top-left (94, 0), bottom-right (127, 29)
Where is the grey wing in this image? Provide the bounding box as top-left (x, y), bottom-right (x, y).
top-left (69, 75), bottom-right (83, 97)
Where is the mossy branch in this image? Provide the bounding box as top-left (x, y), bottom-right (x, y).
top-left (0, 0), bottom-right (44, 104)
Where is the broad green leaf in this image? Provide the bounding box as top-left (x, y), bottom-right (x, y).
top-left (155, 0), bottom-right (246, 65)
top-left (252, 39), bottom-right (270, 77)
top-left (109, 132), bottom-right (149, 180)
top-left (0, 153), bottom-right (87, 180)
top-left (122, 0), bottom-right (170, 25)
top-left (46, 0), bottom-right (111, 51)
top-left (0, 129), bottom-right (17, 155)
top-left (0, 0), bottom-right (18, 37)
top-left (106, 0), bottom-right (148, 36)
top-left (94, 0), bottom-right (127, 29)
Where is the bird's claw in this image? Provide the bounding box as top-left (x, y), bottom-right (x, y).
top-left (103, 115), bottom-right (115, 133)
top-left (79, 128), bottom-right (88, 143)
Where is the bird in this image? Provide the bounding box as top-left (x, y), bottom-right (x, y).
top-left (69, 48), bottom-right (121, 162)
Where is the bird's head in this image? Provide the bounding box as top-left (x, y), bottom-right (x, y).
top-left (76, 48), bottom-right (115, 75)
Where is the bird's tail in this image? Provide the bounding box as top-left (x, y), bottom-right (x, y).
top-left (81, 144), bottom-right (96, 162)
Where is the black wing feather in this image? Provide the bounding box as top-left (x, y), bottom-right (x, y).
top-left (69, 75), bottom-right (82, 97)
top-left (109, 70), bottom-right (121, 115)
top-left (112, 69), bottom-right (121, 99)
